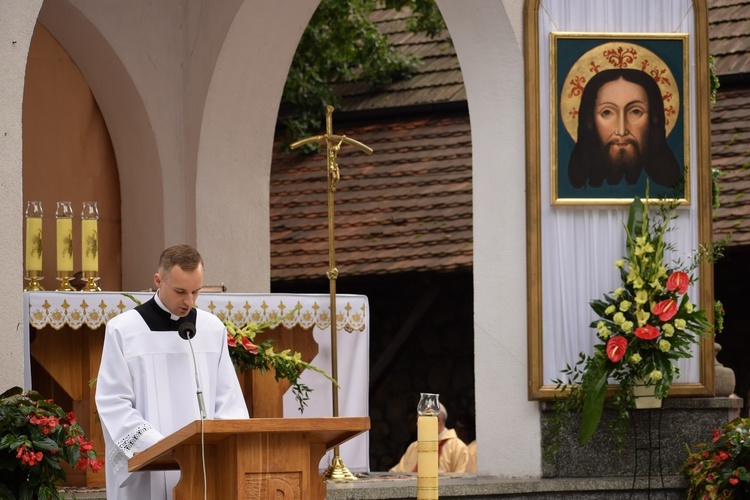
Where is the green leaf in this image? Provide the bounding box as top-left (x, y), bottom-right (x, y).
top-left (579, 370), bottom-right (608, 445)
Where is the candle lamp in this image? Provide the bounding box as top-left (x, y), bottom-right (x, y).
top-left (24, 201), bottom-right (44, 291)
top-left (81, 201), bottom-right (101, 291)
top-left (417, 392), bottom-right (440, 500)
top-left (55, 201), bottom-right (75, 291)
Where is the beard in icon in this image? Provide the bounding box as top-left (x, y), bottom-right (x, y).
top-left (599, 137), bottom-right (647, 186)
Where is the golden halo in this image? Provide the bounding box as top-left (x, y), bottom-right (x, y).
top-left (560, 41), bottom-right (679, 142)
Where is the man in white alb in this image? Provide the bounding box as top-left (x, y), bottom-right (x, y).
top-left (95, 244), bottom-right (249, 499)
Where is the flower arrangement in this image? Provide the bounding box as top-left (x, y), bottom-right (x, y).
top-left (552, 197), bottom-right (721, 449)
top-left (681, 416), bottom-right (750, 499)
top-left (225, 307), bottom-right (337, 413)
top-left (0, 387), bottom-right (103, 500)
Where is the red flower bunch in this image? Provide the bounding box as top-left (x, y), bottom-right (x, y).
top-left (682, 417), bottom-right (750, 499)
top-left (0, 387), bottom-right (104, 499)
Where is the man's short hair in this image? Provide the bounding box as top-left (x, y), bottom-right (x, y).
top-left (568, 68), bottom-right (681, 189)
top-left (158, 244), bottom-right (204, 274)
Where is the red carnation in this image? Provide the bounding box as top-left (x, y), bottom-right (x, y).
top-left (635, 324), bottom-right (660, 340)
top-left (652, 299), bottom-right (678, 321)
top-left (666, 271), bottom-right (690, 294)
top-left (606, 336), bottom-right (628, 362)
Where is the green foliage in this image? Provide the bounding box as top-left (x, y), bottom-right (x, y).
top-left (0, 388), bottom-right (102, 500)
top-left (709, 54), bottom-right (720, 108)
top-left (281, 0), bottom-right (445, 146)
top-left (225, 307), bottom-right (338, 413)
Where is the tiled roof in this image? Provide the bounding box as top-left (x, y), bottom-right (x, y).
top-left (709, 0), bottom-right (750, 247)
top-left (711, 87), bottom-right (750, 246)
top-left (270, 3), bottom-right (750, 281)
top-left (270, 113), bottom-right (473, 282)
top-left (708, 0), bottom-right (750, 77)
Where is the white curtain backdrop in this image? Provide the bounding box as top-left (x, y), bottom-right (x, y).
top-left (538, 0), bottom-right (702, 385)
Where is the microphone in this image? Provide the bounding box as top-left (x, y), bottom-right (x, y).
top-left (178, 322), bottom-right (206, 420)
top-left (178, 322), bottom-right (196, 340)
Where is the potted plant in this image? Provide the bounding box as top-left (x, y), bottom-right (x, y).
top-left (0, 387), bottom-right (103, 500)
top-left (551, 196), bottom-right (723, 449)
top-left (681, 416), bottom-right (750, 499)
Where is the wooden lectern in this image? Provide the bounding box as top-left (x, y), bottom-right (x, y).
top-left (128, 417), bottom-right (369, 500)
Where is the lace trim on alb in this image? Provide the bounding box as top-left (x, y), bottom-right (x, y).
top-left (110, 422), bottom-right (154, 474)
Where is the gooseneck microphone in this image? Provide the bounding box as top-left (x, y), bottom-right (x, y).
top-left (178, 322), bottom-right (206, 419)
top-left (178, 321), bottom-right (208, 500)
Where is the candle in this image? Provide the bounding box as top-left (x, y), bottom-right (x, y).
top-left (56, 202), bottom-right (74, 272)
top-left (25, 216), bottom-right (43, 272)
top-left (81, 218), bottom-right (98, 273)
top-left (81, 201), bottom-right (99, 274)
top-left (416, 392), bottom-right (440, 500)
top-left (25, 201), bottom-right (43, 273)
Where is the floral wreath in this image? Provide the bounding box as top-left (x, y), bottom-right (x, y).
top-left (559, 41), bottom-right (680, 143)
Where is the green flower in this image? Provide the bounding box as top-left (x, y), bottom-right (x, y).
top-left (629, 353), bottom-right (642, 364)
top-left (685, 302), bottom-right (694, 313)
top-left (649, 370), bottom-right (663, 381)
top-left (632, 276), bottom-right (645, 289)
top-left (662, 323), bottom-right (675, 337)
top-left (634, 290), bottom-right (648, 305)
top-left (615, 259), bottom-right (625, 268)
top-left (674, 318), bottom-right (687, 330)
top-left (659, 340), bottom-right (671, 352)
top-left (613, 287), bottom-right (625, 297)
top-left (613, 312), bottom-right (626, 325)
top-left (621, 321), bottom-right (634, 333)
top-left (605, 305), bottom-right (616, 315)
top-left (619, 300), bottom-right (632, 312)
top-left (598, 327), bottom-right (612, 340)
top-left (636, 309), bottom-right (651, 327)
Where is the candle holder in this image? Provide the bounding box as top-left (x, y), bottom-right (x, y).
top-left (417, 392), bottom-right (440, 500)
top-left (81, 202), bottom-right (101, 291)
top-left (55, 201), bottom-right (75, 291)
top-left (24, 201), bottom-right (45, 291)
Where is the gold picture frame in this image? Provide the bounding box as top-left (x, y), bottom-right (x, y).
top-left (551, 32), bottom-right (690, 206)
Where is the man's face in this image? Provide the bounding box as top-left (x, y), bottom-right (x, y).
top-left (594, 77), bottom-right (650, 171)
top-left (154, 264), bottom-right (203, 317)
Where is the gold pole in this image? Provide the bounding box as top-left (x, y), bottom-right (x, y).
top-left (291, 105), bottom-right (372, 481)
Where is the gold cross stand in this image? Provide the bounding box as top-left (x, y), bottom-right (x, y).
top-left (291, 105), bottom-right (373, 481)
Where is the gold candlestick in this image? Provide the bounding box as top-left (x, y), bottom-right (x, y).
top-left (417, 393), bottom-right (440, 500)
top-left (292, 106), bottom-right (373, 481)
top-left (81, 201), bottom-right (101, 291)
top-left (55, 201), bottom-right (75, 291)
top-left (24, 201), bottom-right (45, 291)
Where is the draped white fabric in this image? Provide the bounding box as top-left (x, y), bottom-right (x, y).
top-left (538, 0), bottom-right (702, 385)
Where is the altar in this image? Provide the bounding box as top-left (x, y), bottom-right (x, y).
top-left (22, 291), bottom-right (370, 487)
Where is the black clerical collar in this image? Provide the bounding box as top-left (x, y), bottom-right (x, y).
top-left (135, 296), bottom-right (197, 332)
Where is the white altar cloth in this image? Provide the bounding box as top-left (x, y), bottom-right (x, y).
top-left (23, 291), bottom-right (370, 472)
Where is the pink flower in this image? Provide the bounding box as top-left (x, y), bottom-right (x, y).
top-left (652, 299), bottom-right (678, 321)
top-left (666, 271), bottom-right (690, 294)
top-left (606, 336), bottom-right (627, 362)
top-left (730, 477), bottom-right (739, 485)
top-left (634, 324), bottom-right (660, 340)
top-left (241, 337), bottom-right (259, 354)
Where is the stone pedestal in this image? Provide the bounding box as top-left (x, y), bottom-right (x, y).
top-left (540, 397), bottom-right (742, 478)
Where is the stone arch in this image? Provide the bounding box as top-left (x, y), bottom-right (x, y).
top-left (38, 1), bottom-right (164, 290)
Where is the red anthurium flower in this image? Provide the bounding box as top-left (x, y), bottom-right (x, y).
top-left (652, 299), bottom-right (678, 321)
top-left (227, 332), bottom-right (237, 348)
top-left (606, 336), bottom-right (628, 362)
top-left (666, 271), bottom-right (690, 294)
top-left (634, 324), bottom-right (660, 340)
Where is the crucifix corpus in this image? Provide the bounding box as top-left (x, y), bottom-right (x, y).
top-left (290, 105), bottom-right (373, 481)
